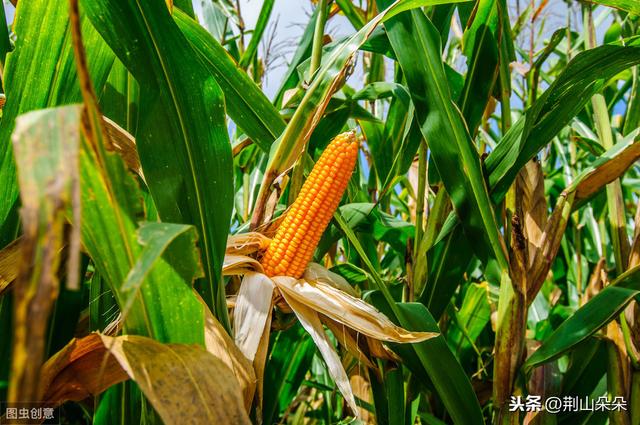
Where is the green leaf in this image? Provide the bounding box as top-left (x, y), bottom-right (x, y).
top-left (380, 4), bottom-right (508, 269)
top-left (258, 0), bottom-right (475, 206)
top-left (335, 0), bottom-right (367, 30)
top-left (334, 207), bottom-right (483, 425)
top-left (486, 37), bottom-right (640, 202)
top-left (317, 203), bottom-right (375, 259)
top-left (363, 95), bottom-right (411, 187)
top-left (198, 1), bottom-right (241, 60)
top-left (447, 282), bottom-right (491, 355)
top-left (94, 382), bottom-right (145, 425)
top-left (120, 222), bottom-right (203, 327)
top-left (99, 58), bottom-right (139, 133)
top-left (83, 0), bottom-right (233, 327)
top-left (524, 265), bottom-right (640, 370)
top-left (427, 37), bottom-right (640, 305)
top-left (257, 2), bottom-right (473, 227)
top-left (0, 2), bottom-right (11, 73)
top-left (561, 338), bottom-right (607, 399)
top-left (238, 0), bottom-right (275, 69)
top-left (367, 296), bottom-right (485, 425)
top-left (385, 366), bottom-right (405, 425)
top-left (588, 0), bottom-right (640, 14)
top-left (172, 0), bottom-right (194, 16)
top-left (0, 0), bottom-right (114, 246)
top-left (330, 263), bottom-right (369, 285)
top-left (273, 6), bottom-right (318, 107)
top-left (174, 8), bottom-right (285, 152)
top-left (73, 103), bottom-right (205, 344)
top-left (263, 325), bottom-right (315, 424)
top-left (421, 225), bottom-right (473, 319)
top-left (353, 82), bottom-right (411, 105)
top-left (569, 128), bottom-right (640, 208)
top-left (458, 0), bottom-right (499, 135)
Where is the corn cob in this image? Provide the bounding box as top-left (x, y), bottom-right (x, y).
top-left (261, 131), bottom-right (359, 278)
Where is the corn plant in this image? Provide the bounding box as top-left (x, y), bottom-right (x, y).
top-left (1, 0), bottom-right (640, 424)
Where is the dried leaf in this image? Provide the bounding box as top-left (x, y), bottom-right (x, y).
top-left (407, 159), bottom-right (424, 224)
top-left (201, 295), bottom-right (256, 411)
top-left (524, 339), bottom-right (559, 424)
top-left (350, 372), bottom-right (374, 424)
top-left (323, 316), bottom-right (377, 370)
top-left (624, 302), bottom-right (640, 359)
top-left (515, 159), bottom-right (547, 266)
top-left (100, 334), bottom-right (251, 424)
top-left (628, 200), bottom-right (640, 269)
top-left (0, 238), bottom-right (21, 295)
top-left (509, 214), bottom-right (528, 293)
top-left (10, 107), bottom-right (81, 402)
top-left (528, 136), bottom-right (640, 302)
top-left (252, 306), bottom-right (273, 421)
top-left (102, 116), bottom-right (143, 179)
top-left (39, 334), bottom-right (128, 405)
top-left (572, 135), bottom-right (640, 204)
top-left (40, 333), bottom-right (253, 425)
top-left (604, 320), bottom-right (631, 423)
top-left (584, 257), bottom-right (607, 304)
top-left (527, 192), bottom-right (575, 302)
top-left (366, 336), bottom-right (401, 362)
top-left (254, 210), bottom-right (287, 239)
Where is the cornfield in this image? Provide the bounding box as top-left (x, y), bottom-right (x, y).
top-left (1, 0), bottom-right (640, 423)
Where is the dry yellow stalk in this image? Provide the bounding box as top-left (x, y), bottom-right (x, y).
top-left (261, 131), bottom-right (358, 277)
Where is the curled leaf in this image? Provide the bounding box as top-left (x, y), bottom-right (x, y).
top-left (571, 131), bottom-right (640, 205)
top-left (39, 334), bottom-right (128, 405)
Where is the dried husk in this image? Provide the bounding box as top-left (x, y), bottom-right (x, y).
top-left (233, 272), bottom-right (275, 362)
top-left (273, 276), bottom-right (436, 343)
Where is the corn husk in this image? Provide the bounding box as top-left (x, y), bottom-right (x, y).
top-left (280, 291), bottom-right (358, 416)
top-left (223, 254), bottom-right (263, 276)
top-left (304, 262), bottom-right (359, 297)
top-left (222, 244), bottom-right (437, 417)
top-left (322, 316), bottom-right (376, 370)
top-left (233, 273), bottom-right (274, 362)
top-left (226, 232), bottom-right (271, 256)
top-left (273, 276), bottom-right (437, 343)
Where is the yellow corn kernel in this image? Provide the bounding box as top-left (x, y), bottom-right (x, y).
top-left (261, 131), bottom-right (359, 278)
